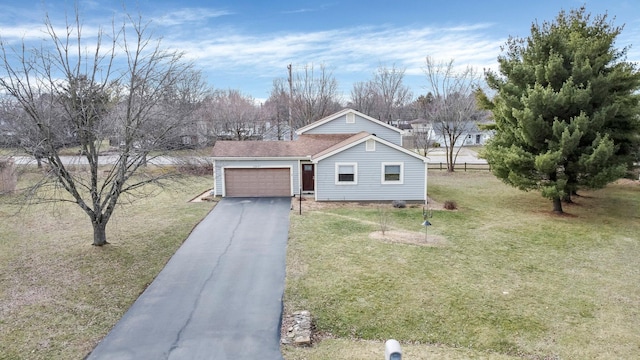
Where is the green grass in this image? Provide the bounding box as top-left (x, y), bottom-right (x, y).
top-left (0, 171), bottom-right (215, 359)
top-left (283, 172), bottom-right (640, 359)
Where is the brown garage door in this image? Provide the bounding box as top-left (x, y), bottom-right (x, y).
top-left (224, 168), bottom-right (291, 197)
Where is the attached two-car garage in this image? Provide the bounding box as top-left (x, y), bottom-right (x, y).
top-left (223, 168), bottom-right (291, 197)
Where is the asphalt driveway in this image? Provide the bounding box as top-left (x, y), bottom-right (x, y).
top-left (87, 197), bottom-right (291, 360)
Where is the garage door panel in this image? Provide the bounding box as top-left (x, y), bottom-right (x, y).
top-left (224, 168), bottom-right (290, 197)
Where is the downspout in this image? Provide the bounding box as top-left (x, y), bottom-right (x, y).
top-left (297, 159), bottom-right (301, 197)
top-left (212, 159), bottom-right (217, 196)
top-left (311, 157), bottom-right (319, 202)
top-left (424, 160), bottom-right (428, 206)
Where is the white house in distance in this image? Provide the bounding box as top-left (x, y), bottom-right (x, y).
top-left (211, 108), bottom-right (428, 202)
top-left (408, 118), bottom-right (493, 147)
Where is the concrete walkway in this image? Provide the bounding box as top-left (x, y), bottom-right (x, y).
top-left (87, 197), bottom-right (291, 360)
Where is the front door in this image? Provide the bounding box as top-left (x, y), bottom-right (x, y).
top-left (302, 164), bottom-right (314, 192)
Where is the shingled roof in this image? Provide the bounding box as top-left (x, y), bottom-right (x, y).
top-left (211, 133), bottom-right (362, 158)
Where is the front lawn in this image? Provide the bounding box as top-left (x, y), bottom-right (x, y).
top-left (0, 172), bottom-right (216, 359)
top-left (283, 172), bottom-right (640, 359)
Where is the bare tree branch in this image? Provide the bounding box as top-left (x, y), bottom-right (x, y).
top-left (423, 56), bottom-right (486, 171)
top-left (0, 8), bottom-right (208, 245)
top-left (290, 63), bottom-right (342, 128)
top-left (348, 64), bottom-right (412, 124)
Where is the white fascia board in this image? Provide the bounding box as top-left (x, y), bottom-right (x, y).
top-left (312, 135), bottom-right (427, 163)
top-left (212, 156), bottom-right (310, 161)
top-left (350, 110), bottom-right (405, 135)
top-left (295, 108), bottom-right (352, 135)
top-left (295, 108), bottom-right (403, 135)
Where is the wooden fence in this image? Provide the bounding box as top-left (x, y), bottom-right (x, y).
top-left (428, 163), bottom-right (640, 175)
top-left (427, 162), bottom-right (491, 171)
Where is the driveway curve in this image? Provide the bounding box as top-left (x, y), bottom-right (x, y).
top-left (87, 197), bottom-right (291, 360)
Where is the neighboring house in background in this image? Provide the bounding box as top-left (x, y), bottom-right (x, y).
top-left (407, 118), bottom-right (494, 147)
top-left (211, 108), bottom-right (427, 202)
top-left (459, 120), bottom-right (494, 146)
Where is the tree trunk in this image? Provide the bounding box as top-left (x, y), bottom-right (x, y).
top-left (552, 197), bottom-right (564, 213)
top-left (92, 220), bottom-right (108, 246)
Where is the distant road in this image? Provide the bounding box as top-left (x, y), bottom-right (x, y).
top-left (11, 155), bottom-right (191, 166)
top-left (425, 148), bottom-right (488, 165)
top-left (10, 148), bottom-right (487, 166)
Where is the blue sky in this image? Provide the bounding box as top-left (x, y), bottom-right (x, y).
top-left (1, 0), bottom-right (639, 102)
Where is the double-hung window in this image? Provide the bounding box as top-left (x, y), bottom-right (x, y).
top-left (336, 163), bottom-right (357, 184)
top-left (382, 162), bottom-right (403, 184)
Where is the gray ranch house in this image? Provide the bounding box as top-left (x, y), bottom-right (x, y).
top-left (211, 108), bottom-right (428, 202)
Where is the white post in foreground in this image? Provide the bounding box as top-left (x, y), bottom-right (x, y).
top-left (385, 339), bottom-right (402, 360)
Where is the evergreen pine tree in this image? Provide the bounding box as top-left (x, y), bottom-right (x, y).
top-left (478, 6), bottom-right (640, 213)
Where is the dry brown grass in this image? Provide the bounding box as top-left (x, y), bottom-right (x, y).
top-left (0, 172), bottom-right (216, 359)
top-left (282, 338), bottom-right (519, 360)
top-left (283, 172), bottom-right (640, 359)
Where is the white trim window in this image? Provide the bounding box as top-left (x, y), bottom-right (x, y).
top-left (335, 163), bottom-right (357, 184)
top-left (381, 162), bottom-right (403, 184)
top-left (365, 139), bottom-right (375, 152)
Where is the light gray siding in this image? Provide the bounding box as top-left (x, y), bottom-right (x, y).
top-left (303, 114), bottom-right (402, 145)
top-left (213, 159), bottom-right (299, 196)
top-left (315, 142), bottom-right (425, 201)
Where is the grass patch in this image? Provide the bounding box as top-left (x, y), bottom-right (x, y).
top-left (284, 172), bottom-right (640, 359)
top-left (0, 171), bottom-right (215, 359)
top-left (282, 338), bottom-right (519, 360)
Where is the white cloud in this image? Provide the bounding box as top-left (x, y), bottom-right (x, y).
top-left (166, 23), bottom-right (505, 83)
top-left (0, 24), bottom-right (47, 42)
top-left (151, 8), bottom-right (233, 27)
top-left (0, 3), bottom-right (509, 98)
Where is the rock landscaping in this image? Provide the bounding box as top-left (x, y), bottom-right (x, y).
top-left (281, 310), bottom-right (313, 346)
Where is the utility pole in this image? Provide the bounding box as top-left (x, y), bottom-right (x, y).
top-left (287, 63), bottom-right (293, 140)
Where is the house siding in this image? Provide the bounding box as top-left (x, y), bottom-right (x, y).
top-left (303, 114), bottom-right (402, 146)
top-left (315, 142), bottom-right (425, 201)
top-left (213, 159), bottom-right (299, 196)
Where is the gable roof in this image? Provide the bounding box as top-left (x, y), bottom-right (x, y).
top-left (212, 130), bottom-right (428, 163)
top-left (312, 133), bottom-right (428, 163)
top-left (295, 108), bottom-right (403, 136)
top-left (211, 134), bottom-right (353, 159)
top-left (311, 132), bottom-right (370, 159)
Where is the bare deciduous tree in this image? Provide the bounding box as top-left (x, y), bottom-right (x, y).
top-left (0, 10), bottom-right (207, 245)
top-left (371, 64), bottom-right (413, 124)
top-left (376, 204), bottom-right (392, 236)
top-left (262, 79), bottom-right (290, 140)
top-left (349, 81), bottom-right (377, 115)
top-left (348, 64), bottom-right (412, 125)
top-left (208, 89), bottom-right (261, 140)
top-left (424, 56), bottom-right (485, 171)
top-left (290, 63), bottom-right (342, 128)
